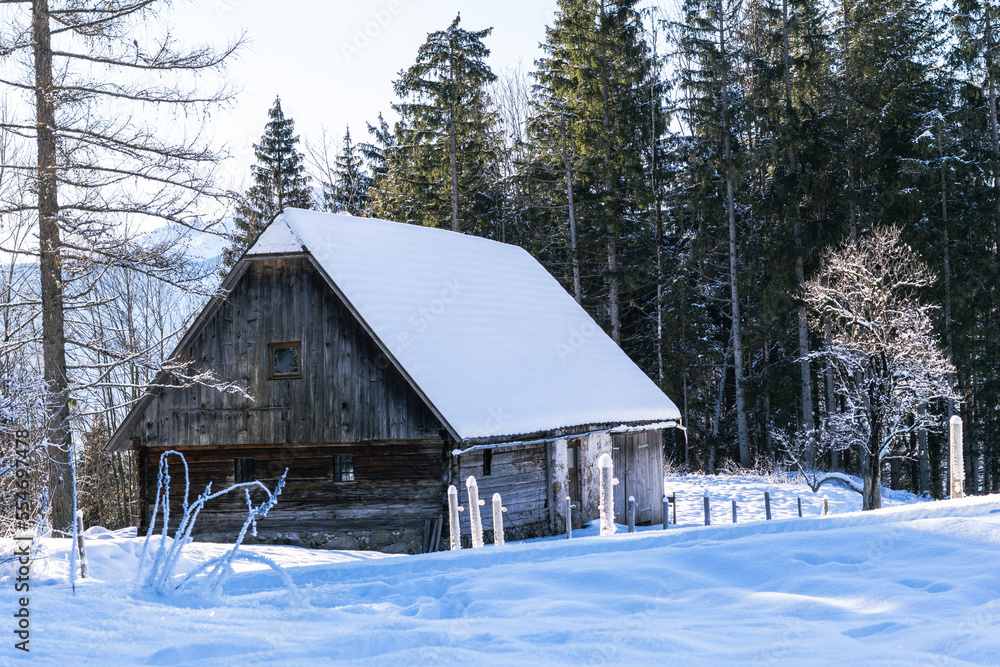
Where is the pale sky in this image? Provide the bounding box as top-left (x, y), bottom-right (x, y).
top-left (176, 0), bottom-right (560, 191)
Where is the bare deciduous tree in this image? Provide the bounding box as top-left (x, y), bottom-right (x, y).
top-left (791, 226), bottom-right (958, 510)
top-left (0, 0), bottom-right (245, 532)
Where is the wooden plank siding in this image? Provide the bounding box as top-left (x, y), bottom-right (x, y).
top-left (457, 444), bottom-right (549, 531)
top-left (125, 256), bottom-right (443, 449)
top-left (611, 430), bottom-right (664, 526)
top-left (143, 440), bottom-right (448, 536)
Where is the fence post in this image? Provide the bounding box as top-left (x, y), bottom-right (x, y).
top-left (466, 476), bottom-right (484, 548)
top-left (493, 493), bottom-right (505, 547)
top-left (671, 493), bottom-right (677, 524)
top-left (75, 510), bottom-right (88, 579)
top-left (663, 497), bottom-right (669, 530)
top-left (703, 491), bottom-right (711, 526)
top-left (950, 415), bottom-right (965, 499)
top-left (565, 496), bottom-right (573, 539)
top-left (627, 496), bottom-right (636, 533)
top-left (731, 499), bottom-right (737, 524)
top-left (764, 490), bottom-right (772, 520)
top-left (822, 496), bottom-right (829, 516)
top-left (447, 485), bottom-right (462, 550)
top-left (598, 453), bottom-right (615, 536)
top-left (797, 497), bottom-right (803, 518)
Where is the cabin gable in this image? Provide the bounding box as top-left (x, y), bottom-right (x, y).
top-left (126, 255), bottom-right (443, 448)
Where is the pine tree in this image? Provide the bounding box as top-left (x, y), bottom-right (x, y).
top-left (675, 0), bottom-right (752, 466)
top-left (360, 113), bottom-right (402, 220)
top-left (222, 96), bottom-right (313, 268)
top-left (334, 127), bottom-right (370, 215)
top-left (322, 126), bottom-right (370, 216)
top-left (531, 0), bottom-right (665, 350)
top-left (740, 0), bottom-right (834, 465)
top-left (390, 14), bottom-right (500, 234)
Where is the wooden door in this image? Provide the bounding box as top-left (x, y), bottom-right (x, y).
top-left (610, 430), bottom-right (664, 526)
top-left (611, 434), bottom-right (629, 524)
top-left (567, 439), bottom-right (582, 503)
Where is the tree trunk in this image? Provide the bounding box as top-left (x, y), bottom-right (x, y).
top-left (783, 0), bottom-right (814, 460)
top-left (449, 115), bottom-right (459, 232)
top-left (598, 0), bottom-right (620, 345)
top-left (560, 111), bottom-right (581, 304)
top-left (986, 5), bottom-right (1000, 223)
top-left (608, 238), bottom-right (620, 344)
top-left (842, 0), bottom-right (858, 240)
top-left (718, 0), bottom-right (749, 466)
top-left (709, 347), bottom-right (729, 475)
top-left (32, 0), bottom-right (73, 534)
top-left (937, 126), bottom-right (953, 359)
top-left (862, 440), bottom-right (882, 510)
top-left (918, 404), bottom-right (930, 494)
top-left (651, 74), bottom-right (664, 383)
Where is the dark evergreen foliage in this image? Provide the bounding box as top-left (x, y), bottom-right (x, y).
top-left (300, 0), bottom-right (1000, 494)
top-left (223, 96), bottom-right (313, 269)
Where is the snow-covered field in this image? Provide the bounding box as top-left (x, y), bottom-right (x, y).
top-left (4, 475), bottom-right (1000, 665)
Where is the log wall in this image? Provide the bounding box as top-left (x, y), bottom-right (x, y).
top-left (142, 439), bottom-right (448, 540)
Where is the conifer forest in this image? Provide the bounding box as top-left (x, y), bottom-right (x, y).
top-left (2, 0), bottom-right (1000, 535)
top-left (315, 1), bottom-right (1000, 499)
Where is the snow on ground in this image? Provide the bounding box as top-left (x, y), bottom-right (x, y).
top-left (660, 471), bottom-right (925, 525)
top-left (3, 477), bottom-right (999, 666)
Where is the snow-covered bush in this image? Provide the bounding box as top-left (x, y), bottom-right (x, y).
top-left (134, 450), bottom-right (289, 597)
top-left (0, 369), bottom-right (49, 538)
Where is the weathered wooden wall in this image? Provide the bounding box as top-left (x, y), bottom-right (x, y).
top-left (142, 439), bottom-right (447, 537)
top-left (611, 430), bottom-right (664, 525)
top-left (127, 256), bottom-right (443, 448)
top-left (455, 444), bottom-right (549, 539)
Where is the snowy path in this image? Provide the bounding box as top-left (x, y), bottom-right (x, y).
top-left (4, 482), bottom-right (1000, 665)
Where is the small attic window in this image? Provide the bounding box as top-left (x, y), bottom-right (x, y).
top-left (268, 341), bottom-right (301, 379)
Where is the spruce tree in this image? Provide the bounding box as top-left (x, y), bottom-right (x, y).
top-left (675, 0), bottom-right (752, 466)
top-left (324, 126), bottom-right (370, 216)
top-left (390, 14), bottom-right (500, 234)
top-left (222, 96), bottom-right (313, 268)
top-left (531, 0), bottom-right (665, 349)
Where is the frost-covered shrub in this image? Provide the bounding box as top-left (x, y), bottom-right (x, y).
top-left (134, 450), bottom-right (289, 597)
top-left (718, 455), bottom-right (790, 484)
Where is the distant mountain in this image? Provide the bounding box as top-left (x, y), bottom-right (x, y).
top-left (138, 218), bottom-right (230, 266)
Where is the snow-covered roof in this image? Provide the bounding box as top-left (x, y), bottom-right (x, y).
top-left (247, 208), bottom-right (681, 441)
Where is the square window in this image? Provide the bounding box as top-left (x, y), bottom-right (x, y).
top-left (234, 458), bottom-right (256, 483)
top-left (334, 455), bottom-right (355, 482)
top-left (268, 341), bottom-right (301, 378)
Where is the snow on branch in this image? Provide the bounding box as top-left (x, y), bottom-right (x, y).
top-left (795, 226), bottom-right (958, 510)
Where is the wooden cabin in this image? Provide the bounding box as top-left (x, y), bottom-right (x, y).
top-left (107, 209), bottom-right (682, 553)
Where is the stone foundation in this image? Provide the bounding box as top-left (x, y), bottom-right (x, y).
top-left (195, 527), bottom-right (427, 554)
